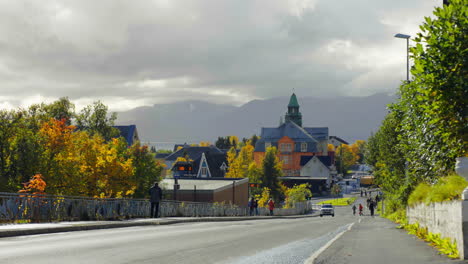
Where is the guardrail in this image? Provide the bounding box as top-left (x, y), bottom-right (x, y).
top-left (0, 192), bottom-right (318, 222)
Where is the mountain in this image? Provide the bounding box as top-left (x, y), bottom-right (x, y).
top-left (116, 93), bottom-right (395, 145)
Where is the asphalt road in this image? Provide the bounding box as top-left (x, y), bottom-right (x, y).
top-left (0, 208), bottom-right (353, 264)
top-left (0, 201), bottom-right (461, 264)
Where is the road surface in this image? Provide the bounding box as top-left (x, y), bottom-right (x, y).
top-left (0, 201), bottom-right (460, 264)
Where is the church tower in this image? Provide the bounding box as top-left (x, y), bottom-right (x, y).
top-left (285, 93), bottom-right (302, 127)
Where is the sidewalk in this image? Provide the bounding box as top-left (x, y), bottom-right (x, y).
top-left (0, 212), bottom-right (319, 238)
top-left (313, 214), bottom-right (465, 264)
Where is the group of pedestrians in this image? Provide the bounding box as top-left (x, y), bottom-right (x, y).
top-left (352, 195), bottom-right (379, 217)
top-left (248, 197), bottom-right (275, 216)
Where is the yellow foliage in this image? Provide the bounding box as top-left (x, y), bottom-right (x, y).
top-left (257, 187), bottom-right (271, 207)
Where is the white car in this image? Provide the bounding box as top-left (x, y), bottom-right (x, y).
top-left (320, 204), bottom-right (335, 217)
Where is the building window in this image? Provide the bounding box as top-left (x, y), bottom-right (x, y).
top-left (280, 143), bottom-right (293, 152)
top-left (265, 142), bottom-right (271, 149)
top-left (201, 167), bottom-right (207, 177)
top-left (301, 142), bottom-right (307, 152)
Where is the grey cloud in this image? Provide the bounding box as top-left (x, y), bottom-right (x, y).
top-left (0, 0), bottom-right (440, 110)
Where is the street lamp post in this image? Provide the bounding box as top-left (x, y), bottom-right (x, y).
top-left (394, 33), bottom-right (411, 82)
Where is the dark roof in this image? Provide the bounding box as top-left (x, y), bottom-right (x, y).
top-left (173, 143), bottom-right (189, 152)
top-left (329, 136), bottom-right (349, 145)
top-left (155, 153), bottom-right (171, 159)
top-left (113, 125), bottom-right (137, 147)
top-left (193, 152), bottom-right (228, 178)
top-left (288, 93), bottom-right (300, 108)
top-left (254, 121), bottom-right (319, 152)
top-left (300, 155), bottom-right (332, 167)
top-left (165, 146), bottom-right (223, 161)
top-left (304, 127), bottom-right (329, 141)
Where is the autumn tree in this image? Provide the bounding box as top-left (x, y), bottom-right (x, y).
top-left (18, 174), bottom-right (47, 195)
top-left (225, 144), bottom-right (254, 178)
top-left (284, 184), bottom-right (312, 208)
top-left (128, 142), bottom-right (164, 198)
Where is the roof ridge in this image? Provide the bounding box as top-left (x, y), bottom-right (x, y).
top-left (287, 121), bottom-right (318, 142)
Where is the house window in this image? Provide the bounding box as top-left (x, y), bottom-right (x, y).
top-left (265, 142), bottom-right (271, 149)
top-left (301, 142), bottom-right (307, 152)
top-left (201, 167), bottom-right (207, 177)
top-left (280, 143), bottom-right (293, 152)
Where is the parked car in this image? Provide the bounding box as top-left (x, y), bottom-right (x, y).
top-left (320, 204), bottom-right (335, 217)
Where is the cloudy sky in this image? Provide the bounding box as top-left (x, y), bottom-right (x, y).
top-left (0, 0), bottom-right (441, 111)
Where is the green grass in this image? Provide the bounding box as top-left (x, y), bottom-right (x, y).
top-left (317, 197), bottom-right (357, 206)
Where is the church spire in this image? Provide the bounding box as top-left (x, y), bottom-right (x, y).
top-left (285, 93), bottom-right (302, 126)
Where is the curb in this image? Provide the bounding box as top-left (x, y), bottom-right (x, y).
top-left (0, 213), bottom-right (319, 238)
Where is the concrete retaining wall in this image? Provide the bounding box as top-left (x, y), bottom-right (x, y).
top-left (407, 200), bottom-right (468, 259)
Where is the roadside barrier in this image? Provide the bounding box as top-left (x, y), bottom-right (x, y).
top-left (0, 192), bottom-right (317, 222)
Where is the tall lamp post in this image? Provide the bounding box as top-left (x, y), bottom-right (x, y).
top-left (394, 33), bottom-right (411, 82)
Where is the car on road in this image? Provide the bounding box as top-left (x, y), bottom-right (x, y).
top-left (320, 204), bottom-right (335, 217)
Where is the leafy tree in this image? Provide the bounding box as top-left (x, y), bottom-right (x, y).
top-left (215, 136), bottom-right (231, 149)
top-left (128, 142), bottom-right (164, 198)
top-left (284, 183), bottom-right (312, 208)
top-left (0, 110), bottom-right (23, 191)
top-left (260, 147), bottom-right (283, 201)
top-left (18, 174), bottom-right (47, 195)
top-left (225, 144), bottom-right (254, 178)
top-left (225, 147), bottom-right (240, 178)
top-left (75, 101), bottom-right (119, 141)
top-left (335, 144), bottom-right (359, 174)
top-left (366, 1), bottom-right (467, 208)
top-left (229, 136), bottom-right (239, 148)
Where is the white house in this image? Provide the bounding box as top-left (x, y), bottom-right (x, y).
top-left (300, 156), bottom-right (332, 188)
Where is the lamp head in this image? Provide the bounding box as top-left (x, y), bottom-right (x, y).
top-left (394, 33), bottom-right (411, 39)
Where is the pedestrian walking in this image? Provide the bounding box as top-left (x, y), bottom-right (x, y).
top-left (149, 182), bottom-right (163, 218)
top-left (367, 198), bottom-right (371, 208)
top-left (364, 190), bottom-right (367, 196)
top-left (352, 204), bottom-right (356, 216)
top-left (360, 189), bottom-right (363, 197)
top-left (359, 203), bottom-right (363, 216)
top-left (369, 201), bottom-right (375, 217)
top-left (248, 197), bottom-right (255, 216)
top-left (268, 198), bottom-right (275, 216)
top-left (254, 199), bottom-right (259, 216)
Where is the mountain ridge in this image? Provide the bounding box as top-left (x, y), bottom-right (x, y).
top-left (116, 93), bottom-right (395, 144)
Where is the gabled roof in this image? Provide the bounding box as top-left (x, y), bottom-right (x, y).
top-left (113, 125), bottom-right (137, 147)
top-left (255, 121), bottom-right (319, 152)
top-left (288, 93), bottom-right (300, 108)
top-left (165, 146), bottom-right (223, 161)
top-left (260, 121), bottom-right (318, 141)
top-left (193, 152), bottom-right (228, 178)
top-left (329, 136), bottom-right (349, 145)
top-left (304, 127), bottom-right (329, 141)
top-left (173, 143), bottom-right (189, 152)
top-left (300, 155), bottom-right (332, 167)
top-left (155, 153), bottom-right (171, 159)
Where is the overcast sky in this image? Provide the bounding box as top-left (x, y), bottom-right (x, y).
top-left (0, 0), bottom-right (440, 111)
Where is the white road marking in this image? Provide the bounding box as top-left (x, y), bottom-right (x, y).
top-left (304, 222), bottom-right (355, 264)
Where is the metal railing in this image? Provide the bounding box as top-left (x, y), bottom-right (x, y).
top-left (0, 192), bottom-right (318, 222)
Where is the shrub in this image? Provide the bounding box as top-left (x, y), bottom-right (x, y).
top-left (408, 183), bottom-right (431, 206)
top-left (426, 174), bottom-right (467, 203)
top-left (408, 174), bottom-right (468, 206)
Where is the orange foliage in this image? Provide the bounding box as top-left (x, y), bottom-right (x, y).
top-left (19, 174), bottom-right (47, 194)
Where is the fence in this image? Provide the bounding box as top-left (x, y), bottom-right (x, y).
top-left (0, 192), bottom-right (318, 222)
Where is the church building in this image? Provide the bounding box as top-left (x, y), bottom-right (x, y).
top-left (254, 93), bottom-right (333, 191)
